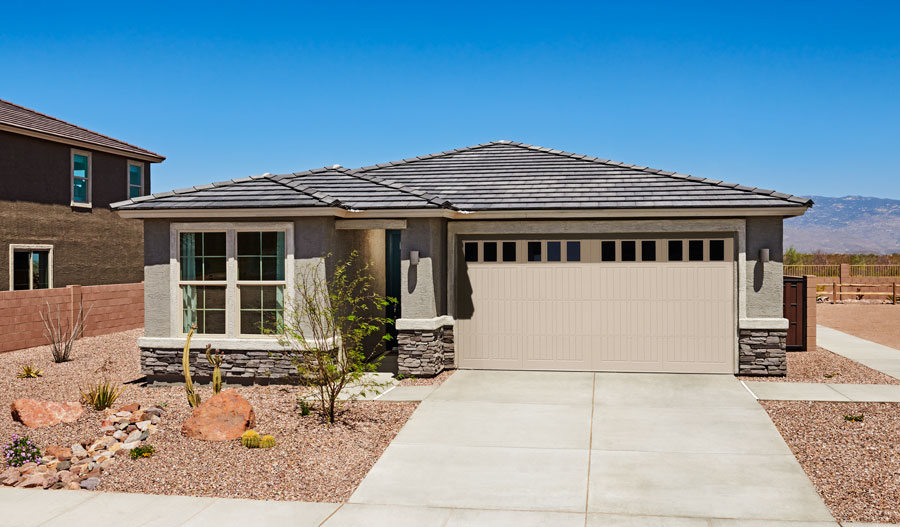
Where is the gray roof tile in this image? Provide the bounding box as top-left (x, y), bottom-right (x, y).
top-left (113, 141), bottom-right (812, 212)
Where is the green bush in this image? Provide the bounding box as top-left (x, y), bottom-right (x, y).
top-left (80, 380), bottom-right (123, 410)
top-left (129, 445), bottom-right (155, 459)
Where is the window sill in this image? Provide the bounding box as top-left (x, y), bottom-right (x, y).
top-left (70, 201), bottom-right (93, 210)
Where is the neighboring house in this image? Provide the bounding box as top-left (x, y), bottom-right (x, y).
top-left (112, 141), bottom-right (810, 382)
top-left (0, 99), bottom-right (165, 291)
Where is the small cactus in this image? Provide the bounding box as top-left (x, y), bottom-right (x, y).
top-left (241, 430), bottom-right (260, 448)
top-left (182, 326), bottom-right (202, 408)
top-left (205, 344), bottom-right (224, 395)
top-left (259, 435), bottom-right (276, 448)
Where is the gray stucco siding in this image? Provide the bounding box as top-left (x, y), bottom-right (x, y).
top-left (143, 219), bottom-right (171, 338)
top-left (744, 216), bottom-right (784, 319)
top-left (400, 218), bottom-right (448, 319)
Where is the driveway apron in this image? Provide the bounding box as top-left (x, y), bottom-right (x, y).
top-left (347, 370), bottom-right (834, 524)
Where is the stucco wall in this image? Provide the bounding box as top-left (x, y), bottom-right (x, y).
top-left (745, 216), bottom-right (784, 318)
top-left (143, 219), bottom-right (171, 337)
top-left (400, 218), bottom-right (448, 319)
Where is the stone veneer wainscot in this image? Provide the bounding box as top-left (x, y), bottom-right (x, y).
top-left (396, 317), bottom-right (455, 376)
top-left (738, 329), bottom-right (787, 376)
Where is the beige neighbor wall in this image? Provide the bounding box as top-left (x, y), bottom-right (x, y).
top-left (745, 216), bottom-right (784, 318)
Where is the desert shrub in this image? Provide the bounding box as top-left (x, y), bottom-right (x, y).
top-left (39, 299), bottom-right (91, 363)
top-left (2, 435), bottom-right (41, 467)
top-left (80, 380), bottom-right (123, 410)
top-left (844, 414), bottom-right (864, 422)
top-left (129, 445), bottom-right (154, 459)
top-left (275, 252), bottom-right (395, 423)
top-left (16, 365), bottom-right (43, 379)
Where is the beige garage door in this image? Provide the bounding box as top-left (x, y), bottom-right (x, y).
top-left (456, 237), bottom-right (735, 373)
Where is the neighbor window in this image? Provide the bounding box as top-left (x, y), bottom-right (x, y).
top-left (10, 246), bottom-right (51, 290)
top-left (502, 242), bottom-right (516, 262)
top-left (668, 240), bottom-right (683, 261)
top-left (527, 242), bottom-right (541, 262)
top-left (641, 241), bottom-right (656, 261)
top-left (464, 242), bottom-right (479, 262)
top-left (72, 151), bottom-right (91, 205)
top-left (179, 232), bottom-right (227, 334)
top-left (688, 240), bottom-right (704, 261)
top-left (547, 241), bottom-right (561, 262)
top-left (621, 241), bottom-right (636, 262)
top-left (127, 161), bottom-right (143, 199)
top-left (237, 231), bottom-right (285, 335)
top-left (601, 241), bottom-right (616, 262)
top-left (566, 241), bottom-right (581, 262)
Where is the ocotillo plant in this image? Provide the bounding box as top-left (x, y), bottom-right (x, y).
top-left (205, 344), bottom-right (224, 395)
top-left (183, 326), bottom-right (202, 408)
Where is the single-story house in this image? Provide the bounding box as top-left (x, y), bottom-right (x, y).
top-left (112, 141), bottom-right (810, 382)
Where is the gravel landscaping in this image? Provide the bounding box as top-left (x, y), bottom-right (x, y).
top-left (738, 346), bottom-right (900, 385)
top-left (819, 303), bottom-right (900, 350)
top-left (399, 369), bottom-right (454, 386)
top-left (0, 329), bottom-right (418, 501)
top-left (763, 400), bottom-right (900, 524)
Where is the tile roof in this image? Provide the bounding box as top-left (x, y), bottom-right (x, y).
top-left (0, 99), bottom-right (165, 161)
top-left (114, 141), bottom-right (812, 212)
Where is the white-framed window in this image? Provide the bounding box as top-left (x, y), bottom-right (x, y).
top-left (9, 244), bottom-right (53, 291)
top-left (172, 223), bottom-right (293, 338)
top-left (127, 161), bottom-right (144, 199)
top-left (71, 149), bottom-right (92, 207)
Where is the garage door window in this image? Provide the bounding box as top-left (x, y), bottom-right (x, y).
top-left (668, 240), bottom-right (683, 261)
top-left (566, 241), bottom-right (581, 262)
top-left (642, 241), bottom-right (656, 261)
top-left (688, 240), bottom-right (704, 261)
top-left (464, 242), bottom-right (478, 262)
top-left (502, 242), bottom-right (516, 262)
top-left (527, 242), bottom-right (541, 262)
top-left (601, 241), bottom-right (616, 262)
top-left (621, 241), bottom-right (636, 262)
top-left (483, 242), bottom-right (498, 262)
top-left (547, 241), bottom-right (561, 262)
top-left (710, 240), bottom-right (725, 261)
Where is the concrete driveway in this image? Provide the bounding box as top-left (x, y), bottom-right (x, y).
top-left (343, 370), bottom-right (836, 526)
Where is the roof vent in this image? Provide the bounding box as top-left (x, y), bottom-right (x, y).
top-left (262, 172), bottom-right (272, 176)
top-left (332, 164), bottom-right (342, 169)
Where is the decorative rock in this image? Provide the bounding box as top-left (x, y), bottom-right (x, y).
top-left (144, 408), bottom-right (165, 418)
top-left (56, 461), bottom-right (71, 472)
top-left (139, 431), bottom-right (149, 441)
top-left (10, 399), bottom-right (83, 428)
top-left (119, 403), bottom-right (140, 413)
top-left (150, 415), bottom-right (160, 425)
top-left (45, 446), bottom-right (73, 461)
top-left (181, 390), bottom-right (255, 441)
top-left (93, 451), bottom-right (115, 463)
top-left (107, 443), bottom-right (122, 454)
top-left (80, 477), bottom-right (100, 491)
top-left (125, 430), bottom-right (142, 443)
top-left (16, 473), bottom-right (50, 488)
top-left (120, 441), bottom-right (140, 451)
top-left (113, 430), bottom-right (128, 441)
top-left (71, 444), bottom-right (87, 457)
top-left (100, 426), bottom-right (116, 435)
top-left (115, 411), bottom-right (131, 418)
top-left (1, 467), bottom-right (20, 486)
top-left (130, 411), bottom-right (145, 423)
top-left (136, 420), bottom-right (151, 431)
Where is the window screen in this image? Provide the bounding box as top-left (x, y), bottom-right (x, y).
top-left (709, 240), bottom-right (725, 261)
top-left (527, 242), bottom-right (541, 262)
top-left (464, 242), bottom-right (479, 262)
top-left (547, 241), bottom-right (561, 262)
top-left (483, 242), bottom-right (498, 262)
top-left (502, 242), bottom-right (516, 262)
top-left (688, 240), bottom-right (704, 261)
top-left (621, 241), bottom-right (636, 262)
top-left (566, 241), bottom-right (581, 262)
top-left (641, 241), bottom-right (656, 261)
top-left (668, 240), bottom-right (683, 261)
top-left (601, 241), bottom-right (616, 262)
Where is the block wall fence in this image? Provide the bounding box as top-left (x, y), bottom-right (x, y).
top-left (0, 282), bottom-right (144, 353)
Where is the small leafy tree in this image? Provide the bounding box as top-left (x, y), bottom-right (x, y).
top-left (275, 252), bottom-right (394, 423)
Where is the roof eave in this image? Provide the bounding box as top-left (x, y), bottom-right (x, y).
top-left (0, 123), bottom-right (165, 162)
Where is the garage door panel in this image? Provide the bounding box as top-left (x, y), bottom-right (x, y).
top-left (457, 244), bottom-right (734, 373)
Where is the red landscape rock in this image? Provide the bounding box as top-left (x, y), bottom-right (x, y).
top-left (118, 403), bottom-right (140, 413)
top-left (181, 390), bottom-right (255, 441)
top-left (10, 399), bottom-right (83, 428)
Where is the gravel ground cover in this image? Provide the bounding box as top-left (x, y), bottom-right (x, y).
top-left (738, 346), bottom-right (900, 385)
top-left (398, 369), bottom-right (454, 386)
top-left (0, 329), bottom-right (417, 501)
top-left (763, 400), bottom-right (900, 524)
top-left (818, 303), bottom-right (900, 350)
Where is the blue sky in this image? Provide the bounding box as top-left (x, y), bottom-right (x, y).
top-left (2, 2), bottom-right (899, 198)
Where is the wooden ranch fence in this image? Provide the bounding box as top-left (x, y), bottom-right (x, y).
top-left (0, 282), bottom-right (143, 353)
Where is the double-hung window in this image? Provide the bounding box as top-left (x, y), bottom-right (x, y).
top-left (127, 161), bottom-right (144, 198)
top-left (71, 150), bottom-right (91, 206)
top-left (176, 224), bottom-right (290, 337)
top-left (237, 231), bottom-right (285, 335)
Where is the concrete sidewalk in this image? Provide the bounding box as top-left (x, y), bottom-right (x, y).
top-left (819, 325), bottom-right (900, 380)
top-left (744, 381), bottom-right (900, 402)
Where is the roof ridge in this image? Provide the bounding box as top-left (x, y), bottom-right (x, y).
top-left (349, 141), bottom-right (499, 173)
top-left (497, 141), bottom-right (813, 207)
top-left (0, 98), bottom-right (165, 160)
top-left (335, 166), bottom-right (453, 209)
top-left (267, 171), bottom-right (343, 207)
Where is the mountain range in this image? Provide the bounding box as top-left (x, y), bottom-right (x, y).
top-left (783, 196), bottom-right (900, 254)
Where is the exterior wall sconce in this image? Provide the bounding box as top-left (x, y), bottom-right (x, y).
top-left (410, 251), bottom-right (420, 266)
top-left (759, 248), bottom-right (770, 263)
